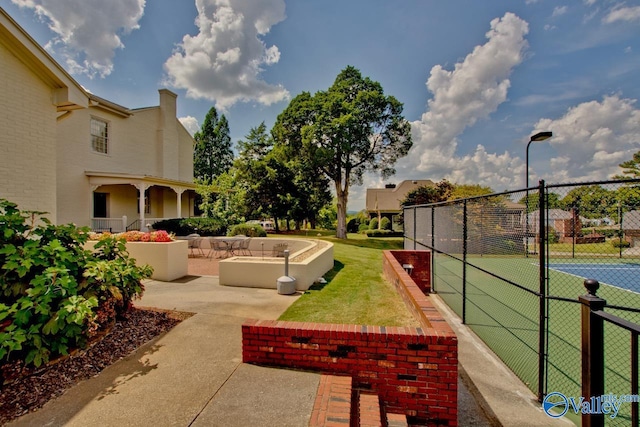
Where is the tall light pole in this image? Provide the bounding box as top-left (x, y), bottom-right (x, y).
top-left (525, 131), bottom-right (552, 256)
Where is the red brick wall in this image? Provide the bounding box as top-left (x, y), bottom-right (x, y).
top-left (242, 250), bottom-right (457, 426)
top-left (385, 250), bottom-right (431, 293)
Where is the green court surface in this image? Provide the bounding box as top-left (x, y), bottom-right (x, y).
top-left (433, 254), bottom-right (640, 425)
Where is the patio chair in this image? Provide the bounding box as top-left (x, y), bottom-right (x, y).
top-left (188, 236), bottom-right (205, 257)
top-left (238, 237), bottom-right (252, 256)
top-left (208, 238), bottom-right (230, 259)
top-left (271, 242), bottom-right (288, 257)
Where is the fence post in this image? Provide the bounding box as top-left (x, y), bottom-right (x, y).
top-left (462, 200), bottom-right (467, 324)
top-left (579, 279), bottom-right (606, 427)
top-left (412, 207), bottom-right (417, 250)
top-left (431, 206), bottom-right (436, 293)
top-left (538, 180), bottom-right (547, 402)
top-left (619, 205), bottom-right (623, 259)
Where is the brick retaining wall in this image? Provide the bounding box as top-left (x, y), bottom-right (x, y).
top-left (242, 250), bottom-right (457, 426)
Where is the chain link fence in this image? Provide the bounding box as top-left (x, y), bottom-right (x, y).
top-left (404, 178), bottom-right (640, 425)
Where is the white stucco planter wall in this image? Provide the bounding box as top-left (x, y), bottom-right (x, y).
top-left (85, 240), bottom-right (188, 282)
top-left (219, 239), bottom-right (334, 290)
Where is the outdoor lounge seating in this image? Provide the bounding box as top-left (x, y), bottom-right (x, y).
top-left (238, 237), bottom-right (252, 256)
top-left (208, 238), bottom-right (230, 259)
top-left (271, 243), bottom-right (288, 257)
top-left (185, 234), bottom-right (204, 257)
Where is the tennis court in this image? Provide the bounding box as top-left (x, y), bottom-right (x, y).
top-left (548, 262), bottom-right (640, 294)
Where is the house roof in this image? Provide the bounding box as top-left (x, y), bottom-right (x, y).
top-left (366, 180), bottom-right (435, 212)
top-left (0, 7), bottom-right (88, 112)
top-left (503, 200), bottom-right (525, 211)
top-left (526, 209), bottom-right (574, 220)
top-left (89, 94), bottom-right (132, 118)
top-left (85, 171), bottom-right (196, 190)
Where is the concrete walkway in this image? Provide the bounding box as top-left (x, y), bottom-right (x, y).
top-left (9, 277), bottom-right (320, 427)
top-left (8, 274), bottom-right (575, 426)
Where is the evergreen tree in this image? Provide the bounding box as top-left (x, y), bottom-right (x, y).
top-left (194, 107), bottom-right (233, 184)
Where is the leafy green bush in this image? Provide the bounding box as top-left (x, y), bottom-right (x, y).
top-left (369, 218), bottom-right (379, 230)
top-left (583, 228), bottom-right (619, 239)
top-left (346, 218), bottom-right (360, 233)
top-left (358, 223), bottom-right (369, 233)
top-left (611, 239), bottom-right (631, 248)
top-left (364, 229), bottom-right (403, 237)
top-left (380, 217), bottom-right (392, 231)
top-left (152, 217), bottom-right (227, 236)
top-left (228, 223), bottom-right (267, 237)
top-left (0, 199), bottom-right (151, 368)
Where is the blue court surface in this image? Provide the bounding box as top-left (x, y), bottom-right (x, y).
top-left (548, 263), bottom-right (640, 293)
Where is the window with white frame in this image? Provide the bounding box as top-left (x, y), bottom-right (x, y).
top-left (90, 117), bottom-right (109, 154)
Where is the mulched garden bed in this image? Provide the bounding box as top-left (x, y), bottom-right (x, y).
top-left (0, 307), bottom-right (192, 424)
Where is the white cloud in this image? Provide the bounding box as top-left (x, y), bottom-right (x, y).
top-left (552, 6), bottom-right (568, 17)
top-left (11, 0), bottom-right (145, 78)
top-left (179, 116), bottom-right (200, 136)
top-left (603, 6), bottom-right (640, 23)
top-left (532, 95), bottom-right (640, 181)
top-left (163, 0), bottom-right (289, 110)
top-left (405, 12), bottom-right (529, 189)
top-left (390, 12), bottom-right (640, 198)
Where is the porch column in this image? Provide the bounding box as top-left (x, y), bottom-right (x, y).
top-left (138, 183), bottom-right (150, 231)
top-left (90, 185), bottom-right (100, 230)
top-left (172, 186), bottom-right (186, 218)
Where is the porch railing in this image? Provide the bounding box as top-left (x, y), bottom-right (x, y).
top-left (91, 217), bottom-right (126, 233)
top-left (92, 217), bottom-right (177, 232)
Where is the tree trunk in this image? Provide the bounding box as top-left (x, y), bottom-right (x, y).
top-left (336, 183), bottom-right (348, 239)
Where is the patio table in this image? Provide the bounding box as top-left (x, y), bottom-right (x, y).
top-left (208, 236), bottom-right (248, 258)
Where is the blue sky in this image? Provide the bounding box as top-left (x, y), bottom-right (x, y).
top-left (4, 0), bottom-right (640, 210)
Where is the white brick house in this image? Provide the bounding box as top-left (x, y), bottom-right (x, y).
top-left (0, 8), bottom-right (196, 230)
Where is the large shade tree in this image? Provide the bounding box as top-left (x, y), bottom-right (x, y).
top-left (272, 92), bottom-right (332, 229)
top-left (284, 66), bottom-right (412, 239)
top-left (614, 150), bottom-right (640, 179)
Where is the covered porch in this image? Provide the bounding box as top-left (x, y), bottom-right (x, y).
top-left (87, 172), bottom-right (197, 232)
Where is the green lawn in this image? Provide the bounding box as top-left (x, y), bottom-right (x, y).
top-left (278, 233), bottom-right (420, 327)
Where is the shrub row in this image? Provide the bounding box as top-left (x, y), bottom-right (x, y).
top-left (228, 223), bottom-right (267, 237)
top-left (0, 199), bottom-right (152, 369)
top-left (582, 228), bottom-right (620, 239)
top-left (364, 229), bottom-right (403, 237)
top-left (152, 217), bottom-right (227, 236)
top-left (611, 239), bottom-right (631, 248)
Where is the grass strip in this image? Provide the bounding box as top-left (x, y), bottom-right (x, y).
top-left (278, 234), bottom-right (420, 327)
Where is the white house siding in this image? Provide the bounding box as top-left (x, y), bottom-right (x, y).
top-left (0, 39), bottom-right (57, 221)
top-left (1, 8), bottom-right (194, 228)
top-left (56, 90), bottom-right (195, 226)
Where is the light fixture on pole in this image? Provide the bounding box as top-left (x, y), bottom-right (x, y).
top-left (526, 131), bottom-right (553, 190)
top-left (525, 131), bottom-right (552, 257)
